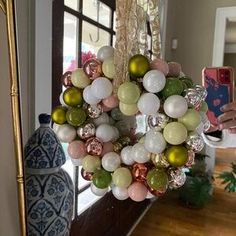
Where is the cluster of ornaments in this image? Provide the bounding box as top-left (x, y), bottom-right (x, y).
top-left (51, 45), bottom-right (210, 202)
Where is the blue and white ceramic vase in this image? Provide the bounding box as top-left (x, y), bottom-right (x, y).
top-left (24, 114), bottom-right (74, 236)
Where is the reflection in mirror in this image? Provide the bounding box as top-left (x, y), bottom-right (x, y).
top-left (224, 20), bottom-right (236, 72)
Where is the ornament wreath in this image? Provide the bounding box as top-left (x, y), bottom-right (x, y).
top-left (51, 45), bottom-right (209, 202)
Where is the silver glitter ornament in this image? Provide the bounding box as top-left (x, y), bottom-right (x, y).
top-left (147, 113), bottom-right (169, 130)
top-left (186, 132), bottom-right (205, 152)
top-left (184, 88), bottom-right (202, 108)
top-left (77, 123), bottom-right (96, 140)
top-left (168, 168), bottom-right (186, 189)
top-left (195, 85), bottom-right (207, 101)
top-left (185, 150), bottom-right (195, 167)
top-left (87, 104), bottom-right (103, 118)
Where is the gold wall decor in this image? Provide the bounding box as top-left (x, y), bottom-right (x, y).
top-left (0, 0), bottom-right (26, 235)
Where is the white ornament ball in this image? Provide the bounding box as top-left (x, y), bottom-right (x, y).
top-left (144, 129), bottom-right (167, 154)
top-left (143, 70), bottom-right (166, 93)
top-left (137, 93), bottom-right (160, 115)
top-left (97, 46), bottom-right (114, 61)
top-left (102, 152), bottom-right (121, 172)
top-left (53, 123), bottom-right (61, 134)
top-left (132, 143), bottom-right (150, 163)
top-left (59, 92), bottom-right (68, 107)
top-left (93, 112), bottom-right (110, 126)
top-left (96, 124), bottom-right (116, 142)
top-left (56, 124), bottom-right (77, 143)
top-left (121, 146), bottom-right (135, 165)
top-left (163, 95), bottom-right (188, 118)
top-left (91, 77), bottom-right (113, 99)
top-left (112, 127), bottom-right (120, 141)
top-left (112, 186), bottom-right (129, 200)
top-left (83, 85), bottom-right (101, 105)
top-left (90, 183), bottom-right (108, 196)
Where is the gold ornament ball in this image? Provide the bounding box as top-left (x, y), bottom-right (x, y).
top-left (165, 145), bottom-right (188, 167)
top-left (151, 153), bottom-right (169, 168)
top-left (51, 106), bottom-right (67, 124)
top-left (63, 87), bottom-right (83, 107)
top-left (128, 54), bottom-right (150, 78)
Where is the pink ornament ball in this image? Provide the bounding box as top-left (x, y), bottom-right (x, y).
top-left (128, 182), bottom-right (148, 202)
top-left (101, 103), bottom-right (112, 112)
top-left (67, 140), bottom-right (86, 159)
top-left (150, 58), bottom-right (169, 76)
top-left (102, 95), bottom-right (119, 109)
top-left (168, 62), bottom-right (182, 77)
top-left (101, 142), bottom-right (114, 156)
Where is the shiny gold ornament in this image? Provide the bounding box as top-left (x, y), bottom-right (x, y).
top-left (118, 136), bottom-right (131, 146)
top-left (51, 106), bottom-right (67, 124)
top-left (165, 146), bottom-right (188, 167)
top-left (113, 142), bottom-right (123, 153)
top-left (151, 153), bottom-right (169, 168)
top-left (128, 54), bottom-right (149, 78)
top-left (63, 87), bottom-right (83, 107)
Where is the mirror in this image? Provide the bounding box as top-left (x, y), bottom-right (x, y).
top-left (6, 0), bottom-right (236, 235)
top-left (224, 20), bottom-right (236, 71)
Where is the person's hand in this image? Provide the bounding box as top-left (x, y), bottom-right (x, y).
top-left (217, 101), bottom-right (236, 133)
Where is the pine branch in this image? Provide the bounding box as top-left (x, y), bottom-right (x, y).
top-left (218, 163), bottom-right (236, 193)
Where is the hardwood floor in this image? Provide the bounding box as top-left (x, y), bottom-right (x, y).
top-left (131, 149), bottom-right (236, 236)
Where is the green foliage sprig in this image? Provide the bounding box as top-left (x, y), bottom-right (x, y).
top-left (218, 163), bottom-right (236, 193)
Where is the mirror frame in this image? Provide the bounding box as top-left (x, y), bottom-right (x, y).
top-left (0, 0), bottom-right (26, 235)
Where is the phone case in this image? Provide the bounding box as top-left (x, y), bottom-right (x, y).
top-left (202, 67), bottom-right (234, 126)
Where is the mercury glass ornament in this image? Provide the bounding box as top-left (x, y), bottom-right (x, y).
top-left (185, 150), bottom-right (195, 167)
top-left (147, 113), bottom-right (169, 130)
top-left (77, 123), bottom-right (96, 140)
top-left (87, 104), bottom-right (103, 118)
top-left (151, 153), bottom-right (170, 168)
top-left (186, 132), bottom-right (205, 152)
top-left (85, 137), bottom-right (103, 156)
top-left (168, 168), bottom-right (186, 189)
top-left (195, 85), bottom-right (207, 101)
top-left (184, 88), bottom-right (202, 108)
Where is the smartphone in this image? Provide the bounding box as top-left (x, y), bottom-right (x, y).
top-left (202, 67), bottom-right (234, 126)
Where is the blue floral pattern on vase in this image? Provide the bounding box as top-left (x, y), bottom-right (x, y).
top-left (26, 169), bottom-right (73, 236)
top-left (24, 114), bottom-right (74, 236)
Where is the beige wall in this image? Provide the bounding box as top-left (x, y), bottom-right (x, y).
top-left (0, 12), bottom-right (20, 236)
top-left (165, 0), bottom-right (236, 84)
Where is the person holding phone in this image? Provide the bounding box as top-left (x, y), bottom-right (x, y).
top-left (217, 101), bottom-right (236, 133)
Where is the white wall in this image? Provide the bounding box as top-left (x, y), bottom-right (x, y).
top-left (0, 12), bottom-right (20, 236)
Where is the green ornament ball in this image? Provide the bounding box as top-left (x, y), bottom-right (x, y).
top-left (178, 109), bottom-right (201, 131)
top-left (199, 101), bottom-right (208, 113)
top-left (179, 76), bottom-right (194, 89)
top-left (51, 106), bottom-right (67, 124)
top-left (161, 77), bottom-right (184, 98)
top-left (112, 167), bottom-right (132, 188)
top-left (163, 122), bottom-right (188, 145)
top-left (92, 169), bottom-right (112, 189)
top-left (165, 145), bottom-right (188, 167)
top-left (63, 87), bottom-right (83, 107)
top-left (119, 102), bottom-right (138, 116)
top-left (66, 107), bottom-right (87, 126)
top-left (117, 81), bottom-right (140, 104)
top-left (82, 155), bottom-right (101, 172)
top-left (128, 54), bottom-right (150, 78)
top-left (146, 168), bottom-right (168, 191)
